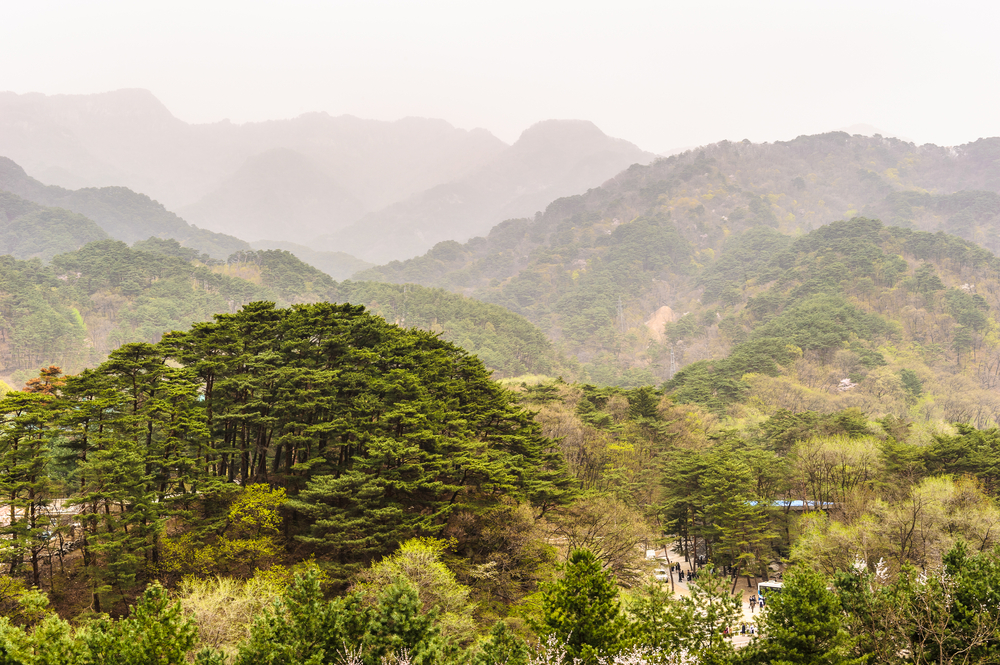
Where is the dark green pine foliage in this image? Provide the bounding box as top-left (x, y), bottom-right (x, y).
top-left (0, 582), bottom-right (219, 664)
top-left (742, 566), bottom-right (861, 665)
top-left (84, 583), bottom-right (214, 665)
top-left (62, 343), bottom-right (209, 611)
top-left (538, 548), bottom-right (628, 664)
top-left (362, 580), bottom-right (445, 665)
top-left (0, 301), bottom-right (573, 601)
top-left (0, 391), bottom-right (59, 588)
top-left (159, 301), bottom-right (573, 575)
top-left (235, 571), bottom-right (369, 665)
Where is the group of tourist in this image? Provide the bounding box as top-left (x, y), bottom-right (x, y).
top-left (722, 623), bottom-right (757, 637)
top-left (664, 562), bottom-right (698, 583)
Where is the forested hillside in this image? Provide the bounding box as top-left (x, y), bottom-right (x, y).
top-left (665, 218), bottom-right (1000, 428)
top-left (358, 132), bottom-right (1000, 385)
top-left (0, 190), bottom-right (109, 260)
top-left (0, 240), bottom-right (275, 383)
top-left (0, 239), bottom-right (562, 387)
top-left (0, 303), bottom-right (571, 610)
top-left (218, 251), bottom-right (568, 378)
top-left (7, 328), bottom-right (1000, 663)
top-left (4, 125), bottom-right (1000, 663)
top-left (0, 156), bottom-right (249, 258)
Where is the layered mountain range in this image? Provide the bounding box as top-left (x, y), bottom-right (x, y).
top-left (0, 90), bottom-right (654, 261)
top-left (4, 87), bottom-right (1000, 409)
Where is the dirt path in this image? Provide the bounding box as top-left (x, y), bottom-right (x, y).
top-left (653, 549), bottom-right (768, 647)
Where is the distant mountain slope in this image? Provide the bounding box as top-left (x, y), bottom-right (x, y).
top-left (322, 120), bottom-right (656, 263)
top-left (178, 148), bottom-right (366, 243)
top-left (0, 190), bottom-right (109, 261)
top-left (327, 280), bottom-right (570, 378)
top-left (214, 249), bottom-right (566, 378)
top-left (0, 91), bottom-right (660, 260)
top-left (665, 218), bottom-right (1000, 427)
top-left (0, 157), bottom-right (248, 258)
top-left (356, 132), bottom-right (1000, 384)
top-left (0, 239), bottom-right (276, 380)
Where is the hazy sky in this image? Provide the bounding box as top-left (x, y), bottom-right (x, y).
top-left (4, 0), bottom-right (999, 151)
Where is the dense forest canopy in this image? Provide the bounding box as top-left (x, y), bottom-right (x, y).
top-left (0, 303), bottom-right (572, 602)
top-left (665, 218), bottom-right (1000, 428)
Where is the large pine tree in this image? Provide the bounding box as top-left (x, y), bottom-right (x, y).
top-left (537, 548), bottom-right (627, 664)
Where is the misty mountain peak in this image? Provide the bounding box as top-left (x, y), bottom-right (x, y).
top-left (322, 121), bottom-right (656, 263)
top-left (178, 148), bottom-right (364, 243)
top-left (0, 156), bottom-right (29, 181)
top-left (513, 119), bottom-right (611, 151)
top-left (74, 88), bottom-right (177, 121)
top-left (502, 119), bottom-right (650, 174)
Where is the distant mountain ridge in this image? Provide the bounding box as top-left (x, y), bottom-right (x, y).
top-left (0, 90), bottom-right (656, 261)
top-left (0, 89), bottom-right (509, 245)
top-left (320, 119), bottom-right (656, 263)
top-left (178, 148), bottom-right (366, 242)
top-left (0, 156), bottom-right (248, 258)
top-left (0, 89), bottom-right (507, 211)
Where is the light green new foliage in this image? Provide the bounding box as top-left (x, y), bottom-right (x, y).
top-left (176, 573), bottom-right (289, 657)
top-left (0, 614), bottom-right (86, 665)
top-left (356, 538), bottom-right (476, 645)
top-left (0, 583), bottom-right (220, 665)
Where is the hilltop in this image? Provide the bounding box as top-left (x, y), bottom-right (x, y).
top-left (320, 119), bottom-right (655, 263)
